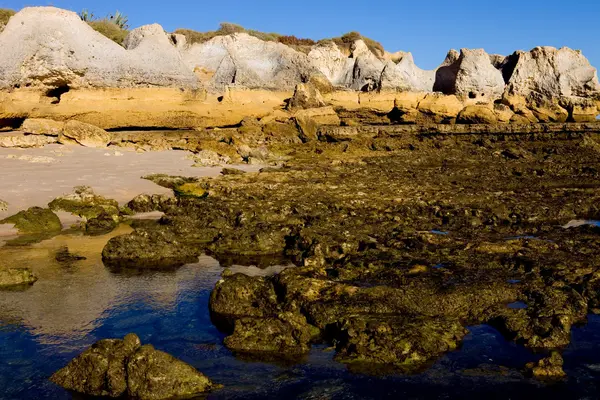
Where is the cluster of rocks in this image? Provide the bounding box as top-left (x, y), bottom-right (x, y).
top-left (0, 7), bottom-right (598, 124)
top-left (50, 333), bottom-right (218, 399)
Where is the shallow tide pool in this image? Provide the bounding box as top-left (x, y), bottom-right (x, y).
top-left (2, 228), bottom-right (600, 399)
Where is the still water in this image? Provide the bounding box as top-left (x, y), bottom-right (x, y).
top-left (2, 227), bottom-right (600, 399)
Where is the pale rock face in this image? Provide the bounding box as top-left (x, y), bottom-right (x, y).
top-left (434, 49), bottom-right (504, 100)
top-left (380, 53), bottom-right (436, 92)
top-left (182, 33), bottom-right (320, 91)
top-left (0, 7), bottom-right (198, 90)
top-left (308, 41), bottom-right (354, 87)
top-left (61, 120), bottom-right (111, 148)
top-left (454, 49), bottom-right (505, 100)
top-left (506, 46), bottom-right (600, 99)
top-left (348, 40), bottom-right (385, 91)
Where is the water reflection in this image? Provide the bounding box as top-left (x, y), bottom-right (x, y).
top-left (0, 225), bottom-right (222, 342)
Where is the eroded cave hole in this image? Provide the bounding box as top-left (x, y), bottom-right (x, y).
top-left (46, 85), bottom-right (70, 104)
top-left (468, 92), bottom-right (477, 99)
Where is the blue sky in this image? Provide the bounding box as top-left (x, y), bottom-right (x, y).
top-left (2, 0), bottom-right (599, 70)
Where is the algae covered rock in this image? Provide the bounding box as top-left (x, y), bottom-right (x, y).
top-left (51, 333), bottom-right (217, 399)
top-left (0, 268), bottom-right (38, 288)
top-left (127, 344), bottom-right (216, 399)
top-left (333, 316), bottom-right (468, 370)
top-left (525, 351), bottom-right (566, 381)
top-left (49, 186), bottom-right (119, 221)
top-left (60, 120), bottom-right (111, 148)
top-left (1, 206), bottom-right (61, 233)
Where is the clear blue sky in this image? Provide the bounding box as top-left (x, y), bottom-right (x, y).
top-left (2, 0), bottom-right (599, 70)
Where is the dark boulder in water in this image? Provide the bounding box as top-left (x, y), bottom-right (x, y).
top-left (50, 333), bottom-right (218, 399)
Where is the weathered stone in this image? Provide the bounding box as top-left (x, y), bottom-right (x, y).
top-left (493, 103), bottom-right (515, 122)
top-left (127, 193), bottom-right (177, 213)
top-left (1, 207), bottom-right (61, 233)
top-left (456, 105), bottom-right (498, 124)
top-left (51, 334), bottom-right (141, 398)
top-left (182, 32), bottom-right (319, 90)
top-left (51, 334), bottom-right (217, 399)
top-left (380, 54), bottom-right (436, 92)
top-left (61, 120), bottom-right (111, 148)
top-left (127, 344), bottom-right (215, 400)
top-left (49, 186), bottom-right (119, 221)
top-left (0, 268), bottom-right (38, 288)
top-left (454, 49), bottom-right (505, 101)
top-left (294, 106), bottom-right (341, 142)
top-left (287, 83), bottom-right (326, 110)
top-left (505, 46), bottom-right (600, 100)
top-left (0, 133), bottom-right (57, 148)
top-left (0, 199), bottom-right (7, 212)
top-left (525, 352), bottom-right (566, 381)
top-left (417, 93), bottom-right (464, 122)
top-left (0, 7), bottom-right (198, 90)
top-left (21, 118), bottom-right (64, 136)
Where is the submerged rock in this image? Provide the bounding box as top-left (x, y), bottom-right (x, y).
top-left (51, 333), bottom-right (218, 399)
top-left (0, 207), bottom-right (61, 234)
top-left (0, 268), bottom-right (38, 288)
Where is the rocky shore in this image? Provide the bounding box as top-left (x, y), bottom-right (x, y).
top-left (2, 4), bottom-right (600, 397)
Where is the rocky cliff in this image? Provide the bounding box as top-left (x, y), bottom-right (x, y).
top-left (0, 6), bottom-right (598, 127)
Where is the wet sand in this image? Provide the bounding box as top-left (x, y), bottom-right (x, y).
top-left (0, 144), bottom-right (261, 221)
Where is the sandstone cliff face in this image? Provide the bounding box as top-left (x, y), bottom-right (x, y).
top-left (0, 7), bottom-right (198, 90)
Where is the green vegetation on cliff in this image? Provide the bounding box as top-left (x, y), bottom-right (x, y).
top-left (0, 8), bottom-right (15, 32)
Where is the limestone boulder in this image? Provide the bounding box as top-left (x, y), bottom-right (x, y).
top-left (350, 40), bottom-right (385, 92)
top-left (287, 83), bottom-right (326, 110)
top-left (505, 46), bottom-right (600, 100)
top-left (0, 133), bottom-right (57, 148)
top-left (61, 120), bottom-right (111, 148)
top-left (456, 105), bottom-right (498, 124)
top-left (51, 334), bottom-right (217, 399)
top-left (0, 7), bottom-right (198, 90)
top-left (380, 53), bottom-right (436, 92)
top-left (0, 268), bottom-right (38, 288)
top-left (21, 118), bottom-right (64, 136)
top-left (417, 93), bottom-right (464, 122)
top-left (308, 41), bottom-right (354, 88)
top-left (454, 49), bottom-right (505, 101)
top-left (294, 106), bottom-right (341, 142)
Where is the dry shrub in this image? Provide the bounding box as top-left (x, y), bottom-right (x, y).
top-left (89, 20), bottom-right (129, 45)
top-left (0, 8), bottom-right (16, 31)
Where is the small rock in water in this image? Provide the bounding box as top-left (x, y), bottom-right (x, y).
top-left (525, 351), bottom-right (566, 381)
top-left (0, 199), bottom-right (7, 212)
top-left (221, 167), bottom-right (246, 176)
top-left (0, 207), bottom-right (62, 234)
top-left (55, 246), bottom-right (87, 263)
top-left (50, 333), bottom-right (218, 399)
top-left (0, 268), bottom-right (38, 288)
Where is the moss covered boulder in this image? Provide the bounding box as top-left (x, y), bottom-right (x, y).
top-left (1, 207), bottom-right (61, 233)
top-left (51, 333), bottom-right (218, 399)
top-left (0, 268), bottom-right (38, 288)
top-left (49, 186), bottom-right (119, 221)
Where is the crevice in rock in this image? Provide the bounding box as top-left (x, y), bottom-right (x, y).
top-left (0, 117), bottom-right (26, 130)
top-left (499, 52), bottom-right (520, 84)
top-left (46, 85), bottom-right (70, 104)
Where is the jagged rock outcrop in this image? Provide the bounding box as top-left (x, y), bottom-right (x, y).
top-left (380, 53), bottom-right (436, 92)
top-left (0, 7), bottom-right (198, 90)
top-left (434, 49), bottom-right (504, 101)
top-left (181, 33), bottom-right (320, 90)
top-left (287, 83), bottom-right (326, 110)
top-left (503, 46), bottom-right (600, 121)
top-left (308, 40), bottom-right (385, 91)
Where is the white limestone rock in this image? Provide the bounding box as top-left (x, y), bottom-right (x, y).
top-left (0, 7), bottom-right (198, 90)
top-left (380, 53), bottom-right (436, 92)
